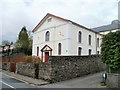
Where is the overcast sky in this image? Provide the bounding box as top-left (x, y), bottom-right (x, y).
top-left (0, 0), bottom-right (119, 44)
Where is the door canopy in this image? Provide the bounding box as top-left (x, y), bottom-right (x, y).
top-left (41, 45), bottom-right (52, 52)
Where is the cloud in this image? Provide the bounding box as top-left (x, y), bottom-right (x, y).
top-left (0, 0), bottom-right (119, 44)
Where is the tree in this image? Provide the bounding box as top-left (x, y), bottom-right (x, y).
top-left (2, 40), bottom-right (10, 46)
top-left (101, 31), bottom-right (120, 73)
top-left (15, 26), bottom-right (32, 55)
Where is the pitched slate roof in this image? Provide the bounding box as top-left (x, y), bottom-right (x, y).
top-left (32, 13), bottom-right (100, 34)
top-left (92, 20), bottom-right (120, 32)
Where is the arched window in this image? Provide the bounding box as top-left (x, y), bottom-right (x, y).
top-left (58, 43), bottom-right (62, 55)
top-left (78, 31), bottom-right (82, 43)
top-left (97, 38), bottom-right (99, 47)
top-left (37, 47), bottom-right (39, 56)
top-left (78, 47), bottom-right (82, 56)
top-left (89, 49), bottom-right (92, 55)
top-left (89, 35), bottom-right (91, 45)
top-left (45, 31), bottom-right (50, 41)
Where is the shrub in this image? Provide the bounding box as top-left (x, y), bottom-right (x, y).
top-left (101, 31), bottom-right (120, 73)
top-left (25, 56), bottom-right (33, 62)
top-left (25, 56), bottom-right (42, 63)
top-left (32, 56), bottom-right (42, 63)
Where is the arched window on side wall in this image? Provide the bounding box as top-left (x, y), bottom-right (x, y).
top-left (37, 47), bottom-right (39, 56)
top-left (89, 35), bottom-right (91, 45)
top-left (45, 31), bottom-right (50, 41)
top-left (97, 38), bottom-right (99, 47)
top-left (58, 43), bottom-right (62, 55)
top-left (89, 49), bottom-right (92, 55)
top-left (78, 31), bottom-right (82, 43)
top-left (78, 47), bottom-right (82, 56)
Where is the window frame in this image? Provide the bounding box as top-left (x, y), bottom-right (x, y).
top-left (78, 47), bottom-right (82, 56)
top-left (89, 49), bottom-right (92, 55)
top-left (58, 43), bottom-right (62, 55)
top-left (45, 31), bottom-right (50, 41)
top-left (88, 35), bottom-right (91, 45)
top-left (78, 31), bottom-right (82, 43)
top-left (97, 38), bottom-right (99, 47)
top-left (37, 46), bottom-right (39, 56)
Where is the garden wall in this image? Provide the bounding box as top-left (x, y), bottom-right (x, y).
top-left (38, 63), bottom-right (51, 80)
top-left (16, 63), bottom-right (35, 78)
top-left (2, 62), bottom-right (10, 71)
top-left (46, 55), bottom-right (105, 82)
top-left (12, 55), bottom-right (105, 82)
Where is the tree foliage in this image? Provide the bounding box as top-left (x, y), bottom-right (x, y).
top-left (15, 26), bottom-right (32, 55)
top-left (101, 31), bottom-right (120, 70)
top-left (2, 40), bottom-right (10, 46)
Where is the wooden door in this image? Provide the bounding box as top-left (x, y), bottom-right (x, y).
top-left (45, 52), bottom-right (49, 63)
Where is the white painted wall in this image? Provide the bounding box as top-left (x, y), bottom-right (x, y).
top-left (70, 24), bottom-right (102, 55)
top-left (32, 15), bottom-right (102, 58)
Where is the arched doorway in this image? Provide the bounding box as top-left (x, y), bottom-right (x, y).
top-left (41, 45), bottom-right (52, 63)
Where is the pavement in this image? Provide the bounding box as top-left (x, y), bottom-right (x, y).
top-left (1, 69), bottom-right (107, 88)
top-left (2, 70), bottom-right (49, 86)
top-left (39, 71), bottom-right (107, 88)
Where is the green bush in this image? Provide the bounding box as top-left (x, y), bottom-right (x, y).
top-left (101, 31), bottom-right (120, 72)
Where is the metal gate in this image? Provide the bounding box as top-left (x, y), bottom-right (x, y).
top-left (10, 62), bottom-right (16, 73)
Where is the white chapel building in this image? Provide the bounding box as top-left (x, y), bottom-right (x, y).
top-left (32, 13), bottom-right (102, 62)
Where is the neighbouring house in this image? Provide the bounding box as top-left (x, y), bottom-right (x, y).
top-left (32, 13), bottom-right (102, 62)
top-left (92, 20), bottom-right (120, 35)
top-left (1, 43), bottom-right (14, 57)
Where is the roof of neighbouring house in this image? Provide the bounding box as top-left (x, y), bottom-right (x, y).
top-left (32, 13), bottom-right (100, 34)
top-left (92, 20), bottom-right (120, 32)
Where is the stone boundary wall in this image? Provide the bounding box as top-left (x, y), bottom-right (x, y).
top-left (0, 62), bottom-right (2, 69)
top-left (2, 62), bottom-right (10, 71)
top-left (38, 63), bottom-right (51, 80)
top-left (46, 55), bottom-right (106, 82)
top-left (5, 55), bottom-right (105, 82)
top-left (16, 63), bottom-right (35, 78)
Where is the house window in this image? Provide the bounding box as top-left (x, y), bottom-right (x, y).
top-left (78, 31), bottom-right (82, 43)
top-left (97, 51), bottom-right (99, 54)
top-left (89, 35), bottom-right (91, 45)
top-left (78, 47), bottom-right (82, 56)
top-left (45, 31), bottom-right (50, 41)
top-left (89, 49), bottom-right (92, 55)
top-left (58, 43), bottom-right (62, 55)
top-left (97, 38), bottom-right (99, 47)
top-left (37, 47), bottom-right (39, 56)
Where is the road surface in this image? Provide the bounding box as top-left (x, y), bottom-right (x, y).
top-left (0, 72), bottom-right (37, 89)
top-left (0, 70), bottom-right (106, 89)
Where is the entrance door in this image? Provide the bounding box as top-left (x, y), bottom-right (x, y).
top-left (45, 52), bottom-right (49, 63)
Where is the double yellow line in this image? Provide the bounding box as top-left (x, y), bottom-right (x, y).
top-left (1, 72), bottom-right (36, 87)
